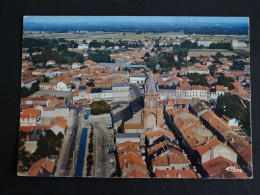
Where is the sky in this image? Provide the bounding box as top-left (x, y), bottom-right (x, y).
top-left (24, 16), bottom-right (249, 24)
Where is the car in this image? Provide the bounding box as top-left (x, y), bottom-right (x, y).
top-left (69, 132), bottom-right (72, 135)
top-left (109, 159), bottom-right (115, 163)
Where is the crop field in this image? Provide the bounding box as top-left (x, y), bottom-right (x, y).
top-left (23, 31), bottom-right (176, 43)
top-left (188, 49), bottom-right (238, 57)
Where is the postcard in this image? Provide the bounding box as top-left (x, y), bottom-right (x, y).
top-left (17, 16), bottom-right (252, 178)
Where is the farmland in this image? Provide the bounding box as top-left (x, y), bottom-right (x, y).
top-left (188, 49), bottom-right (238, 57)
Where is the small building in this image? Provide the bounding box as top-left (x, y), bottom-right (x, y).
top-left (115, 133), bottom-right (141, 144)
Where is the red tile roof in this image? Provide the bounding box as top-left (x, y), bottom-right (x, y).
top-left (29, 158), bottom-right (55, 176)
top-left (155, 169), bottom-right (197, 178)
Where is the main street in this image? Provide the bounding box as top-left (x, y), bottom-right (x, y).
top-left (54, 104), bottom-right (83, 177)
top-left (82, 114), bottom-right (115, 177)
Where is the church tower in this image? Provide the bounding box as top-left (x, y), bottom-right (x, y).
top-left (143, 73), bottom-right (164, 131)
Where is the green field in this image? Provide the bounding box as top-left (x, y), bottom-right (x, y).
top-left (188, 49), bottom-right (238, 57)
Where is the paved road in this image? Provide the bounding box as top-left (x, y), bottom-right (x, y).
top-left (130, 83), bottom-right (142, 98)
top-left (83, 114), bottom-right (115, 177)
top-left (54, 105), bottom-right (83, 177)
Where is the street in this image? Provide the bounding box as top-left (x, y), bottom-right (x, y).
top-left (54, 105), bottom-right (83, 177)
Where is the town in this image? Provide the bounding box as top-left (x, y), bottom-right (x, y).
top-left (17, 18), bottom-right (252, 178)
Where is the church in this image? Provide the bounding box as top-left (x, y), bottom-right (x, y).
top-left (123, 73), bottom-right (165, 133)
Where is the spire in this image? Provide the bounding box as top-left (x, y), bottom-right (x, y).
top-left (146, 72), bottom-right (157, 94)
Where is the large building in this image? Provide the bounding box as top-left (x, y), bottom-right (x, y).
top-left (112, 82), bottom-right (131, 101)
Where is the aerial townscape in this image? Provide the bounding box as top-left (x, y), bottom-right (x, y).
top-left (17, 16), bottom-right (252, 178)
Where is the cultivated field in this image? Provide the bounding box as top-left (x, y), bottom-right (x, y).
top-left (188, 49), bottom-right (238, 57)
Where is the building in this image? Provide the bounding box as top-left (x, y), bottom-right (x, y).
top-left (115, 133), bottom-right (141, 144)
top-left (21, 77), bottom-right (38, 88)
top-left (158, 85), bottom-right (177, 100)
top-left (28, 158), bottom-right (56, 177)
top-left (46, 60), bottom-right (56, 66)
top-left (39, 83), bottom-right (56, 90)
top-left (197, 41), bottom-right (212, 47)
top-left (143, 73), bottom-right (164, 131)
top-left (112, 82), bottom-right (131, 102)
top-left (20, 108), bottom-right (41, 126)
top-left (130, 73), bottom-right (147, 84)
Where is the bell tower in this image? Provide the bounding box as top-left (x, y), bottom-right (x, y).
top-left (143, 73), bottom-right (164, 131)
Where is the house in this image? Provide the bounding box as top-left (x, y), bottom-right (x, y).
top-left (28, 158), bottom-right (56, 177)
top-left (20, 108), bottom-right (41, 126)
top-left (72, 62), bottom-right (81, 69)
top-left (21, 77), bottom-right (38, 88)
top-left (49, 116), bottom-right (67, 135)
top-left (46, 60), bottom-right (56, 66)
top-left (115, 133), bottom-right (141, 144)
top-left (201, 156), bottom-right (247, 178)
top-left (146, 129), bottom-right (175, 146)
top-left (155, 169), bottom-right (197, 178)
top-left (39, 83), bottom-right (56, 90)
top-left (216, 85), bottom-right (228, 96)
top-left (56, 78), bottom-right (71, 91)
top-left (130, 73), bottom-right (147, 84)
top-left (196, 137), bottom-right (237, 164)
top-left (200, 110), bottom-right (232, 142)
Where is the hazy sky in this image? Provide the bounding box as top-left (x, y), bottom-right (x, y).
top-left (24, 16), bottom-right (249, 24)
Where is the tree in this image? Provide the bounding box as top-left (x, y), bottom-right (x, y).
top-left (21, 87), bottom-right (30, 97)
top-left (216, 94), bottom-right (250, 132)
top-left (144, 52), bottom-right (150, 58)
top-left (231, 60), bottom-right (246, 70)
top-left (90, 100), bottom-right (111, 115)
top-left (188, 73), bottom-right (209, 86)
top-left (180, 40), bottom-right (198, 49)
top-left (43, 77), bottom-right (50, 83)
top-left (57, 44), bottom-right (68, 52)
top-left (217, 73), bottom-right (235, 89)
top-left (215, 52), bottom-right (224, 58)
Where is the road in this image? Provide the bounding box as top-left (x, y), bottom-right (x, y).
top-left (130, 83), bottom-right (142, 99)
top-left (54, 104), bottom-right (83, 177)
top-left (83, 114), bottom-right (115, 177)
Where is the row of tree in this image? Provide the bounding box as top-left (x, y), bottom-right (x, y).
top-left (31, 50), bottom-right (84, 65)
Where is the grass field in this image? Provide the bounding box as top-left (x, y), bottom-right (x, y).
top-left (188, 49), bottom-right (238, 57)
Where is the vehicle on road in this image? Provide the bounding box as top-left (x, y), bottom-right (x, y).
top-left (106, 124), bottom-right (113, 129)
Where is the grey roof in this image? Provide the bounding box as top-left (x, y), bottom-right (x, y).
top-left (131, 73), bottom-right (147, 78)
top-left (115, 133), bottom-right (140, 138)
top-left (91, 88), bottom-right (102, 93)
top-left (158, 85), bottom-right (177, 90)
top-left (146, 73), bottom-right (157, 94)
top-left (102, 87), bottom-right (112, 91)
top-left (79, 86), bottom-right (86, 91)
top-left (190, 101), bottom-right (208, 114)
top-left (112, 82), bottom-right (129, 87)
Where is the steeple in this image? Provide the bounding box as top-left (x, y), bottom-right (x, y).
top-left (146, 72), bottom-right (157, 95)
